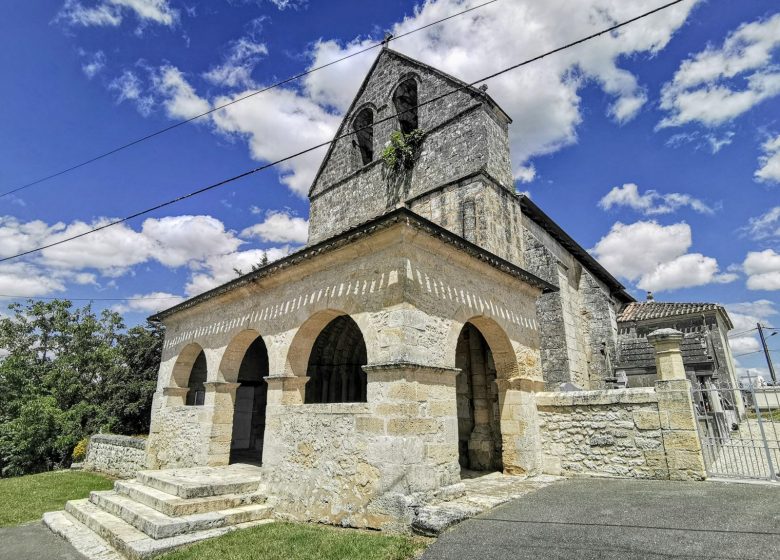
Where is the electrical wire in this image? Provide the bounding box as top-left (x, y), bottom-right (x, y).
top-left (0, 0), bottom-right (499, 200)
top-left (734, 349), bottom-right (779, 358)
top-left (0, 0), bottom-right (688, 265)
top-left (0, 294), bottom-right (184, 302)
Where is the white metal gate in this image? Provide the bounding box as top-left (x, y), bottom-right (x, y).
top-left (692, 381), bottom-right (780, 482)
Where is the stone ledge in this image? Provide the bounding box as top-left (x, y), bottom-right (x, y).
top-left (292, 403), bottom-right (371, 415)
top-left (536, 388), bottom-right (658, 407)
top-left (90, 434), bottom-right (147, 450)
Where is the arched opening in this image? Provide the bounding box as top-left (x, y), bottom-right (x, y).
top-left (230, 336), bottom-right (269, 464)
top-left (455, 323), bottom-right (503, 472)
top-left (185, 350), bottom-right (207, 406)
top-left (393, 78), bottom-right (419, 134)
top-left (353, 107), bottom-right (374, 166)
top-left (305, 315), bottom-right (367, 403)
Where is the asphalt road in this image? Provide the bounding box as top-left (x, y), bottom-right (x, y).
top-left (0, 521), bottom-right (87, 560)
top-left (421, 478), bottom-right (780, 560)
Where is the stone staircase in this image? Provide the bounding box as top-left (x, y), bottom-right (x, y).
top-left (43, 464), bottom-right (273, 560)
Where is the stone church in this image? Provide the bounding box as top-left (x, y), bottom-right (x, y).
top-left (135, 48), bottom-right (726, 529)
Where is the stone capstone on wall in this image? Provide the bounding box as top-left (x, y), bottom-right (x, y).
top-left (83, 434), bottom-right (147, 479)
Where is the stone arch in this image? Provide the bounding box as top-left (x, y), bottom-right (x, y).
top-left (218, 329), bottom-right (263, 383)
top-left (305, 315), bottom-right (367, 403)
top-left (170, 342), bottom-right (205, 388)
top-left (392, 74), bottom-right (420, 134)
top-left (445, 314), bottom-right (519, 380)
top-left (352, 106), bottom-right (374, 165)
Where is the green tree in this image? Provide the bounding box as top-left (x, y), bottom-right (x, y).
top-left (0, 300), bottom-right (162, 476)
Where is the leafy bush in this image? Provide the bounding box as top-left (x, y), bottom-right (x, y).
top-left (381, 129), bottom-right (425, 173)
top-left (72, 437), bottom-right (89, 462)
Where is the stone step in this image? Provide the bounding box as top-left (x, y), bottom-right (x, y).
top-left (115, 479), bottom-right (266, 517)
top-left (136, 464), bottom-right (266, 499)
top-left (43, 510), bottom-right (123, 560)
top-left (65, 499), bottom-right (272, 560)
top-left (90, 490), bottom-right (271, 540)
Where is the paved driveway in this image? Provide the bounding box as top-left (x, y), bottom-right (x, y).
top-left (0, 522), bottom-right (86, 560)
top-left (421, 478), bottom-right (780, 560)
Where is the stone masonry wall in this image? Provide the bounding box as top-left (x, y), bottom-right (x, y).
top-left (537, 389), bottom-right (670, 479)
top-left (84, 434), bottom-right (147, 479)
top-left (308, 50), bottom-right (513, 245)
top-left (146, 406), bottom-right (207, 469)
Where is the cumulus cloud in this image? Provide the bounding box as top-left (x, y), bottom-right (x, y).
top-left (58, 0), bottom-right (178, 28)
top-left (659, 13), bottom-right (780, 128)
top-left (599, 183), bottom-right (714, 215)
top-left (211, 87), bottom-right (338, 195)
top-left (743, 249), bottom-right (780, 290)
top-left (0, 211), bottom-right (306, 304)
top-left (240, 210), bottom-right (308, 244)
top-left (591, 220), bottom-right (736, 292)
top-left (755, 134), bottom-right (780, 184)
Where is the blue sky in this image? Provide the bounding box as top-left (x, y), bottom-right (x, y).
top-left (0, 0), bottom-right (778, 379)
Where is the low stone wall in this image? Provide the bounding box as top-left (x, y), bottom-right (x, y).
top-left (146, 406), bottom-right (207, 469)
top-left (84, 434), bottom-right (148, 479)
top-left (536, 388), bottom-right (669, 479)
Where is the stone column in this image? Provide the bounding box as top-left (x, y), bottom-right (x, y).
top-left (363, 362), bottom-right (461, 494)
top-left (204, 381), bottom-right (240, 467)
top-left (261, 376), bottom-right (309, 468)
top-left (648, 329), bottom-right (706, 480)
top-left (496, 378), bottom-right (543, 475)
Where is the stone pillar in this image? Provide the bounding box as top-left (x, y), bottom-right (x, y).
top-left (204, 381), bottom-right (240, 467)
top-left (496, 378), bottom-right (543, 475)
top-left (648, 329), bottom-right (706, 480)
top-left (261, 376), bottom-right (309, 468)
top-left (363, 362), bottom-right (460, 494)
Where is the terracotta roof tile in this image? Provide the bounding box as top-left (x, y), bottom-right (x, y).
top-left (617, 301), bottom-right (725, 323)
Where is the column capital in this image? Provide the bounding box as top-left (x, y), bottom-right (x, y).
top-left (203, 381), bottom-right (241, 394)
top-left (495, 377), bottom-right (545, 393)
top-left (647, 328), bottom-right (684, 346)
top-left (162, 386), bottom-right (189, 397)
top-left (362, 361), bottom-right (460, 376)
top-left (647, 328), bottom-right (686, 382)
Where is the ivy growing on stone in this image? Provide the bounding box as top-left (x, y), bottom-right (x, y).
top-left (381, 129), bottom-right (425, 173)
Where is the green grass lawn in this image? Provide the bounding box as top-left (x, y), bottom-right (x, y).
top-left (160, 522), bottom-right (429, 560)
top-left (0, 470), bottom-right (114, 527)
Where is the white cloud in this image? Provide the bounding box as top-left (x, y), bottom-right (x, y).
top-left (755, 134), bottom-right (780, 184)
top-left (141, 215), bottom-right (244, 267)
top-left (744, 249), bottom-right (780, 291)
top-left (740, 206), bottom-right (780, 241)
top-left (111, 291), bottom-right (185, 314)
top-left (591, 220), bottom-right (735, 292)
top-left (240, 211), bottom-right (308, 244)
top-left (109, 70), bottom-right (154, 116)
top-left (152, 66), bottom-right (211, 120)
top-left (0, 263), bottom-right (66, 297)
top-left (185, 246), bottom-right (293, 296)
top-left (659, 13), bottom-right (780, 128)
top-left (58, 0), bottom-right (178, 28)
top-left (599, 183), bottom-right (714, 215)
top-left (211, 87), bottom-right (338, 195)
top-left (81, 51), bottom-right (106, 79)
top-left (204, 37), bottom-right (268, 89)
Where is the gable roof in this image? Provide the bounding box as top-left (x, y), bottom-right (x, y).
top-left (617, 301), bottom-right (733, 329)
top-left (307, 47), bottom-right (511, 197)
top-left (517, 194), bottom-right (634, 304)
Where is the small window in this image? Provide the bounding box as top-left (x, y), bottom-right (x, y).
top-left (186, 350), bottom-right (207, 406)
top-left (393, 78), bottom-right (418, 134)
top-left (353, 108), bottom-right (374, 165)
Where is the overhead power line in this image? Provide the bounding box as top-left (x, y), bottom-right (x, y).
top-left (0, 0), bottom-right (688, 265)
top-left (733, 349), bottom-right (778, 359)
top-left (728, 328), bottom-right (758, 339)
top-left (0, 0), bottom-right (499, 200)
